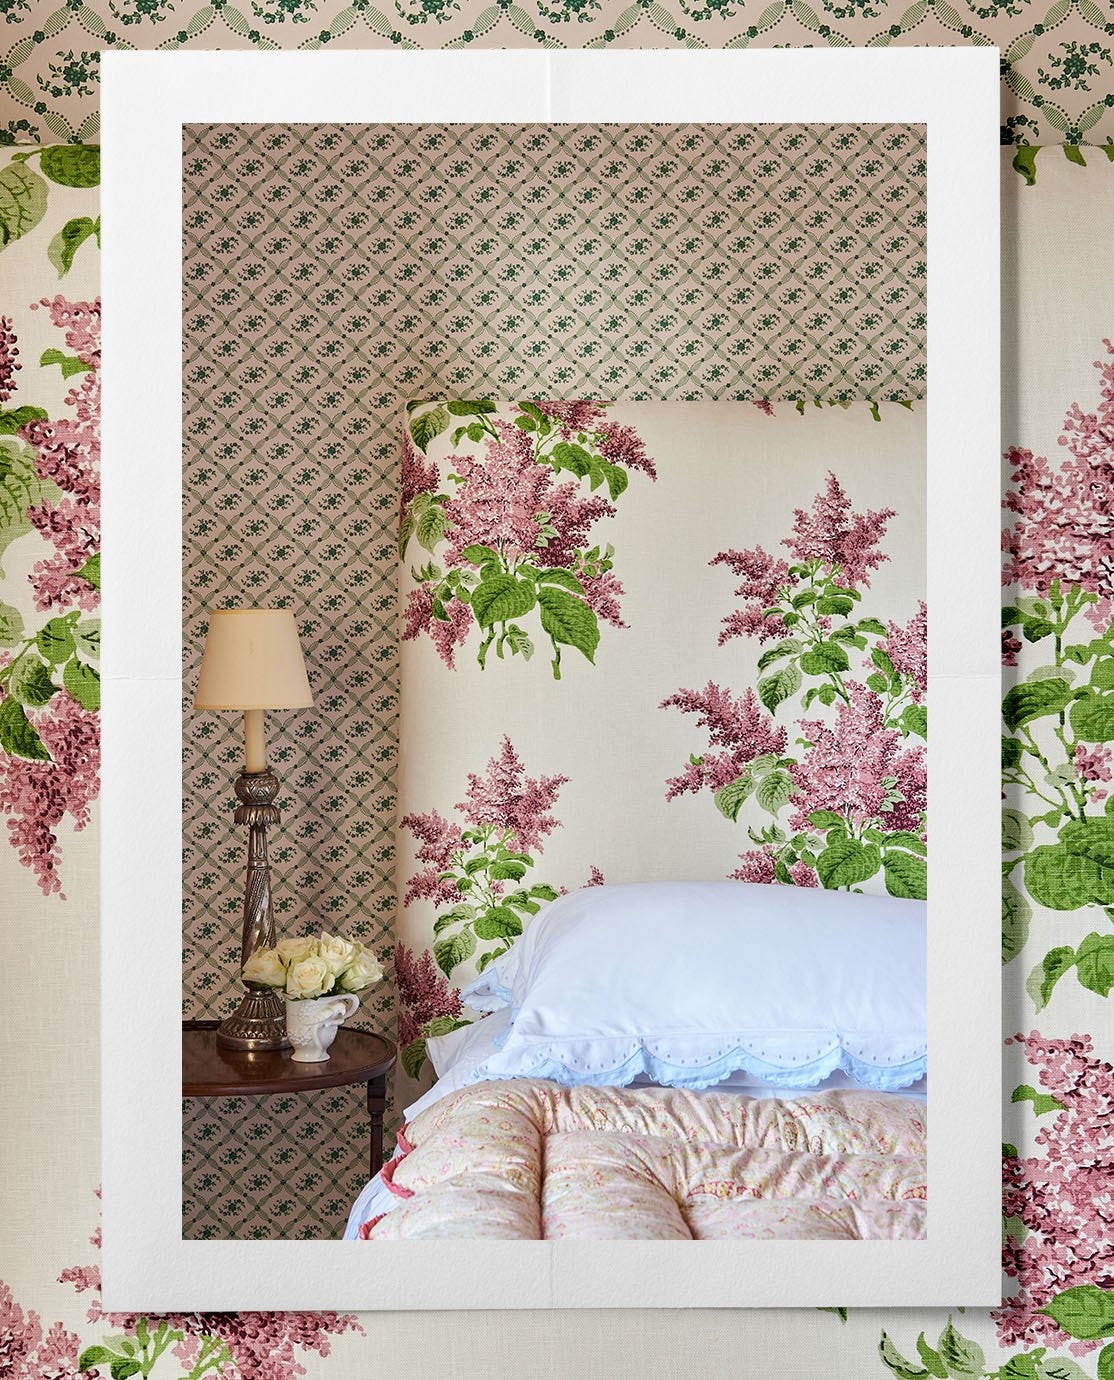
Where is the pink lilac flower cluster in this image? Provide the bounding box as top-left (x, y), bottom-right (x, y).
top-left (1002, 340), bottom-right (1114, 628)
top-left (456, 735), bottom-right (568, 854)
top-left (784, 471), bottom-right (896, 590)
top-left (997, 1031), bottom-right (1114, 1356)
top-left (402, 585), bottom-right (472, 670)
top-left (732, 847), bottom-right (818, 887)
top-left (394, 942), bottom-right (465, 1050)
top-left (879, 600), bottom-right (927, 702)
top-left (0, 315), bottom-right (21, 402)
top-left (442, 422), bottom-right (553, 568)
top-left (789, 681), bottom-right (926, 833)
top-left (0, 693), bottom-right (99, 898)
top-left (1074, 742), bottom-right (1114, 801)
top-left (399, 431), bottom-right (438, 510)
top-left (710, 546), bottom-right (792, 645)
top-left (660, 682), bottom-right (788, 799)
top-left (401, 738), bottom-right (568, 904)
top-left (21, 297), bottom-right (101, 614)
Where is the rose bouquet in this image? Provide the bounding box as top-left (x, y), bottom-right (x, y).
top-left (243, 932), bottom-right (383, 1000)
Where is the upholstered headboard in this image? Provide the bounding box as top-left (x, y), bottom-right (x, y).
top-left (394, 398), bottom-right (926, 1081)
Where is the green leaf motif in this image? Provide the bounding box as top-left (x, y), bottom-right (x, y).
top-left (401, 1038), bottom-right (427, 1079)
top-left (1011, 1082), bottom-right (1065, 1117)
top-left (817, 839), bottom-right (881, 889)
top-left (472, 574), bottom-right (536, 628)
top-left (899, 704), bottom-right (928, 739)
top-left (48, 216), bottom-right (99, 278)
top-left (458, 544), bottom-right (499, 566)
top-left (1060, 816), bottom-right (1114, 867)
top-left (63, 656), bottom-right (100, 712)
top-left (409, 404), bottom-right (450, 454)
top-left (424, 1015), bottom-right (471, 1039)
top-left (879, 1332), bottom-right (929, 1380)
top-left (914, 1333), bottom-right (949, 1380)
top-left (414, 502), bottom-right (447, 554)
top-left (1069, 693), bottom-right (1114, 742)
top-left (808, 809), bottom-right (845, 830)
top-left (74, 618), bottom-right (100, 660)
top-left (535, 567), bottom-right (584, 595)
top-left (39, 144), bottom-right (100, 188)
top-left (9, 654), bottom-right (56, 708)
top-left (937, 1320), bottom-right (985, 1376)
top-left (73, 552), bottom-right (100, 592)
top-left (1097, 1343), bottom-right (1114, 1380)
top-left (473, 906), bottom-right (523, 941)
top-left (446, 399), bottom-right (496, 416)
top-left (0, 405), bottom-right (47, 436)
top-left (758, 661), bottom-right (802, 713)
top-left (0, 436), bottom-right (61, 578)
top-left (714, 775), bottom-right (753, 822)
top-left (1028, 945), bottom-right (1078, 1010)
top-left (77, 1346), bottom-right (117, 1370)
top-left (1002, 678), bottom-right (1074, 732)
top-left (0, 697), bottom-right (50, 761)
top-left (755, 769), bottom-right (793, 815)
top-left (0, 163), bottom-right (48, 249)
top-left (757, 638), bottom-right (803, 671)
top-left (550, 441), bottom-right (592, 478)
top-left (1002, 879), bottom-right (1032, 964)
top-left (1003, 808), bottom-right (1034, 854)
top-left (0, 601), bottom-right (23, 646)
top-left (1003, 737), bottom-right (1024, 769)
top-left (882, 849), bottom-right (927, 900)
top-left (433, 928), bottom-right (476, 977)
top-left (40, 347), bottom-right (93, 380)
top-left (1024, 841), bottom-right (1114, 910)
top-left (37, 616), bottom-right (75, 664)
top-left (800, 640), bottom-right (850, 674)
top-left (1040, 1285), bottom-right (1114, 1341)
top-left (537, 587), bottom-right (600, 664)
top-left (1075, 931), bottom-right (1114, 997)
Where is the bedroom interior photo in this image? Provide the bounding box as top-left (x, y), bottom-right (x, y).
top-left (180, 119), bottom-right (929, 1243)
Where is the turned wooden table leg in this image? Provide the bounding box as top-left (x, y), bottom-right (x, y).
top-left (367, 1075), bottom-right (386, 1178)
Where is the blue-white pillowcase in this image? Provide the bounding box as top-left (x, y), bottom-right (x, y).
top-left (461, 880), bottom-right (926, 1094)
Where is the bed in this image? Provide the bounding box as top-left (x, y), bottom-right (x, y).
top-left (347, 881), bottom-right (927, 1241)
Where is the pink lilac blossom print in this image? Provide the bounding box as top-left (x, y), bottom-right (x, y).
top-left (1001, 341), bottom-right (1114, 1007)
top-left (400, 400), bottom-right (656, 679)
top-left (664, 471), bottom-right (927, 897)
top-left (34, 1213), bottom-right (362, 1380)
top-left (399, 736), bottom-right (599, 1077)
top-left (0, 296), bottom-right (101, 897)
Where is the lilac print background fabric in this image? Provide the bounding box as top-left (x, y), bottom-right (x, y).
top-left (0, 42), bottom-right (1111, 1380)
top-left (395, 398), bottom-right (927, 1091)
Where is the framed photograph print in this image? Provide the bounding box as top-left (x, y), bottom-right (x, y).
top-left (100, 46), bottom-right (1001, 1312)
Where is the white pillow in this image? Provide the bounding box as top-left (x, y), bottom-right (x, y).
top-left (463, 880), bottom-right (925, 1093)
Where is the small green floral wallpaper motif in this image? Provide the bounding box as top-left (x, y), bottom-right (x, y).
top-left (5, 0), bottom-right (1114, 147)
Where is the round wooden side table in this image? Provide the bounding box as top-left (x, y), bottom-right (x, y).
top-left (182, 1019), bottom-right (396, 1177)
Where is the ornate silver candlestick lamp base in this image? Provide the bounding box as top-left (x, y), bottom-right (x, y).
top-left (217, 768), bottom-right (291, 1052)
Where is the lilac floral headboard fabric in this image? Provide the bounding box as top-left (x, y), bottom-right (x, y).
top-left (394, 399), bottom-right (927, 1085)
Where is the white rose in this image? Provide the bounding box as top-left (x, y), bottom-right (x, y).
top-left (277, 935), bottom-right (317, 965)
top-left (337, 944), bottom-right (383, 993)
top-left (286, 955), bottom-right (333, 1000)
top-left (318, 931), bottom-right (358, 978)
top-left (242, 947), bottom-right (286, 988)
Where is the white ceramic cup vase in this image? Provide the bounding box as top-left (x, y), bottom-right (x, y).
top-left (285, 993), bottom-right (360, 1063)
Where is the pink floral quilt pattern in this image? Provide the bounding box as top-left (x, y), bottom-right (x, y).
top-left (359, 1080), bottom-right (927, 1241)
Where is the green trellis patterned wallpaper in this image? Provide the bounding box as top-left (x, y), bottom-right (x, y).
top-left (181, 119), bottom-right (925, 1239)
top-left (6, 0), bottom-right (1114, 149)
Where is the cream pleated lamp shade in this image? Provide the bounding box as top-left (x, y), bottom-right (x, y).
top-left (194, 608), bottom-right (314, 711)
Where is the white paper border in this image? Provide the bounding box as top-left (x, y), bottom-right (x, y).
top-left (101, 48), bottom-right (1001, 1311)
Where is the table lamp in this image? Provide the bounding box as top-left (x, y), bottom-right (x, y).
top-left (193, 608), bottom-right (314, 1051)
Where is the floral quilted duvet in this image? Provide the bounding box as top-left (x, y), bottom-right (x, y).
top-left (358, 1079), bottom-right (926, 1240)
